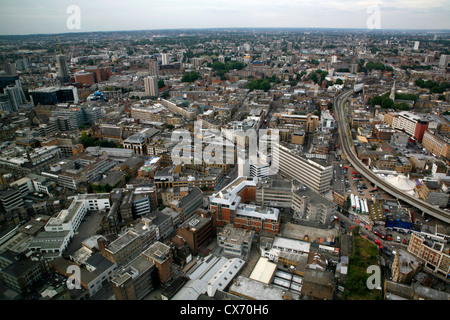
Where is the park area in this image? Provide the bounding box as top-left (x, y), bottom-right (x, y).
top-left (343, 227), bottom-right (384, 300)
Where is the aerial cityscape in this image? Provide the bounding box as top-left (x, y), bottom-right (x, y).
top-left (0, 1), bottom-right (450, 306)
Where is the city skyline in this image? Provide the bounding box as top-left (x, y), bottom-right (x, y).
top-left (1, 0), bottom-right (450, 35)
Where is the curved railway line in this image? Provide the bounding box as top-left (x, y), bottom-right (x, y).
top-left (334, 89), bottom-right (450, 224)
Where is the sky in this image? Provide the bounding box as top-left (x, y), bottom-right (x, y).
top-left (0, 0), bottom-right (449, 35)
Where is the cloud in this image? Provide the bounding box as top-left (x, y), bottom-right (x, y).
top-left (0, 0), bottom-right (448, 34)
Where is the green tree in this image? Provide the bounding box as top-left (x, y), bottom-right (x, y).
top-left (181, 71), bottom-right (201, 83)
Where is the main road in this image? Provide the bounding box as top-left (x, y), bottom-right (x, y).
top-left (334, 89), bottom-right (450, 224)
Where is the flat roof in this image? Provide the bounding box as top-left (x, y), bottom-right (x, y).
top-left (229, 275), bottom-right (287, 300)
top-left (249, 257), bottom-right (277, 284)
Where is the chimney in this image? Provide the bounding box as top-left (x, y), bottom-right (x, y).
top-left (97, 237), bottom-right (109, 252)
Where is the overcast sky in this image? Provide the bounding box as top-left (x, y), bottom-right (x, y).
top-left (0, 0), bottom-right (449, 35)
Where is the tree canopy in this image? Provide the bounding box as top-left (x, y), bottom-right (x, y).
top-left (181, 71), bottom-right (201, 83)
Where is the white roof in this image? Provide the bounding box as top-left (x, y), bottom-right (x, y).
top-left (384, 175), bottom-right (416, 191)
top-left (249, 257), bottom-right (277, 284)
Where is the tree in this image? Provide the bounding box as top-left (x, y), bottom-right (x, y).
top-left (181, 71), bottom-right (201, 83)
top-left (158, 80), bottom-right (165, 89)
top-left (245, 79), bottom-right (271, 92)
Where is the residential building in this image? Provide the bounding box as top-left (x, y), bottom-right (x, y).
top-left (407, 233), bottom-right (450, 279)
top-left (144, 76), bottom-right (158, 97)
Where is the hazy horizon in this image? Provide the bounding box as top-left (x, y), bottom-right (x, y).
top-left (1, 0), bottom-right (449, 36)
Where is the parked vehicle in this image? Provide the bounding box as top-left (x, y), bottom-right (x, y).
top-left (397, 236), bottom-right (401, 243)
top-left (374, 229), bottom-right (387, 240)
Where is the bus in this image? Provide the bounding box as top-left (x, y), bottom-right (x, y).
top-left (374, 229), bottom-right (386, 240)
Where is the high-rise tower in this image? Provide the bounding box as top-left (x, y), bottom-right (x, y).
top-left (56, 54), bottom-right (70, 82)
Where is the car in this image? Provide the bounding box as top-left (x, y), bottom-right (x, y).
top-left (374, 239), bottom-right (382, 246)
top-left (397, 236), bottom-right (401, 243)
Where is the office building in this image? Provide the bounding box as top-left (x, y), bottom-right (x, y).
top-left (274, 144), bottom-right (333, 194)
top-left (169, 187), bottom-right (204, 221)
top-left (209, 176), bottom-right (280, 234)
top-left (176, 213), bottom-right (214, 255)
top-left (122, 127), bottom-right (160, 156)
top-left (0, 250), bottom-right (50, 294)
top-left (111, 254), bottom-right (156, 300)
top-left (217, 224), bottom-right (254, 259)
top-left (141, 241), bottom-right (173, 284)
top-left (29, 86), bottom-right (79, 106)
top-left (144, 76), bottom-right (159, 97)
top-left (102, 229), bottom-right (143, 266)
top-left (51, 253), bottom-right (118, 297)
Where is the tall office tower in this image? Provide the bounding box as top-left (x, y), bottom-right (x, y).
top-left (4, 63), bottom-right (17, 76)
top-left (144, 76), bottom-right (158, 97)
top-left (149, 58), bottom-right (158, 77)
top-left (438, 54), bottom-right (449, 69)
top-left (413, 41), bottom-right (420, 50)
top-left (56, 54), bottom-right (70, 82)
top-left (161, 53), bottom-right (170, 65)
top-left (4, 80), bottom-right (26, 112)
